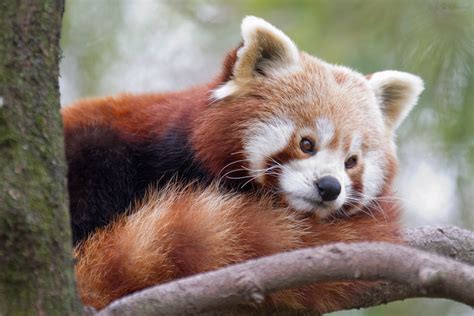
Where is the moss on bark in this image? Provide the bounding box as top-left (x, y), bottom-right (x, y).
top-left (0, 1), bottom-right (81, 314)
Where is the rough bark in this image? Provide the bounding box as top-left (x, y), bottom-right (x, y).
top-left (96, 225), bottom-right (474, 316)
top-left (323, 225), bottom-right (474, 312)
top-left (403, 225), bottom-right (474, 264)
top-left (0, 1), bottom-right (80, 315)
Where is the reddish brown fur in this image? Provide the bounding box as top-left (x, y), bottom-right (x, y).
top-left (61, 50), bottom-right (255, 191)
top-left (62, 87), bottom-right (211, 142)
top-left (217, 45), bottom-right (241, 83)
top-left (75, 185), bottom-right (402, 312)
top-left (61, 49), bottom-right (256, 181)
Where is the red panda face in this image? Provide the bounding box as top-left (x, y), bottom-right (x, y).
top-left (235, 59), bottom-right (390, 218)
top-left (194, 16), bottom-right (424, 218)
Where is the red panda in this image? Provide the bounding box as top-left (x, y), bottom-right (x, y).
top-left (63, 16), bottom-right (423, 245)
top-left (69, 16), bottom-right (424, 311)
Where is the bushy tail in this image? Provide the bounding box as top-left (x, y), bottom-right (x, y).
top-left (75, 183), bottom-right (402, 311)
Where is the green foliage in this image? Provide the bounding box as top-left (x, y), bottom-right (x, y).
top-left (61, 0), bottom-right (124, 97)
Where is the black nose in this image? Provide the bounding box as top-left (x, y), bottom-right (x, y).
top-left (316, 176), bottom-right (341, 202)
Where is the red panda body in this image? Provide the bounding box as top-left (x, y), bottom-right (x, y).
top-left (69, 16), bottom-right (424, 311)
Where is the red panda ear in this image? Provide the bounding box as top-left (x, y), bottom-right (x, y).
top-left (213, 16), bottom-right (299, 100)
top-left (368, 71), bottom-right (424, 131)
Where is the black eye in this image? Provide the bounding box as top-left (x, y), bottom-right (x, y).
top-left (300, 138), bottom-right (316, 154)
top-left (345, 155), bottom-right (358, 169)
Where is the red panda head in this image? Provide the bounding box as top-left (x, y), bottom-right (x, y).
top-left (193, 16), bottom-right (424, 218)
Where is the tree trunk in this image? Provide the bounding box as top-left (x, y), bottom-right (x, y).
top-left (0, 1), bottom-right (81, 314)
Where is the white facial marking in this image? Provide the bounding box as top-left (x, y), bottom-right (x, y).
top-left (361, 150), bottom-right (386, 204)
top-left (349, 133), bottom-right (362, 154)
top-left (279, 149), bottom-right (349, 217)
top-left (244, 118), bottom-right (294, 180)
top-left (316, 118), bottom-right (335, 147)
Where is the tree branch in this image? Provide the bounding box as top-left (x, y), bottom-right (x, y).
top-left (321, 225), bottom-right (474, 313)
top-left (95, 225), bottom-right (474, 316)
top-left (404, 225), bottom-right (474, 264)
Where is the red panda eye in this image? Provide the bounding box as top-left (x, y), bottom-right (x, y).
top-left (300, 138), bottom-right (316, 154)
top-left (345, 155), bottom-right (358, 169)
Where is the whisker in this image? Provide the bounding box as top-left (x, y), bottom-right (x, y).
top-left (353, 193), bottom-right (387, 221)
top-left (219, 168), bottom-right (251, 181)
top-left (240, 168), bottom-right (283, 189)
top-left (217, 159), bottom-right (249, 177)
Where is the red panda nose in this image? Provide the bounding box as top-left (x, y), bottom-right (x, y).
top-left (316, 176), bottom-right (341, 202)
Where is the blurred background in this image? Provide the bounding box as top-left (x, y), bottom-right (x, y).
top-left (60, 1), bottom-right (473, 315)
